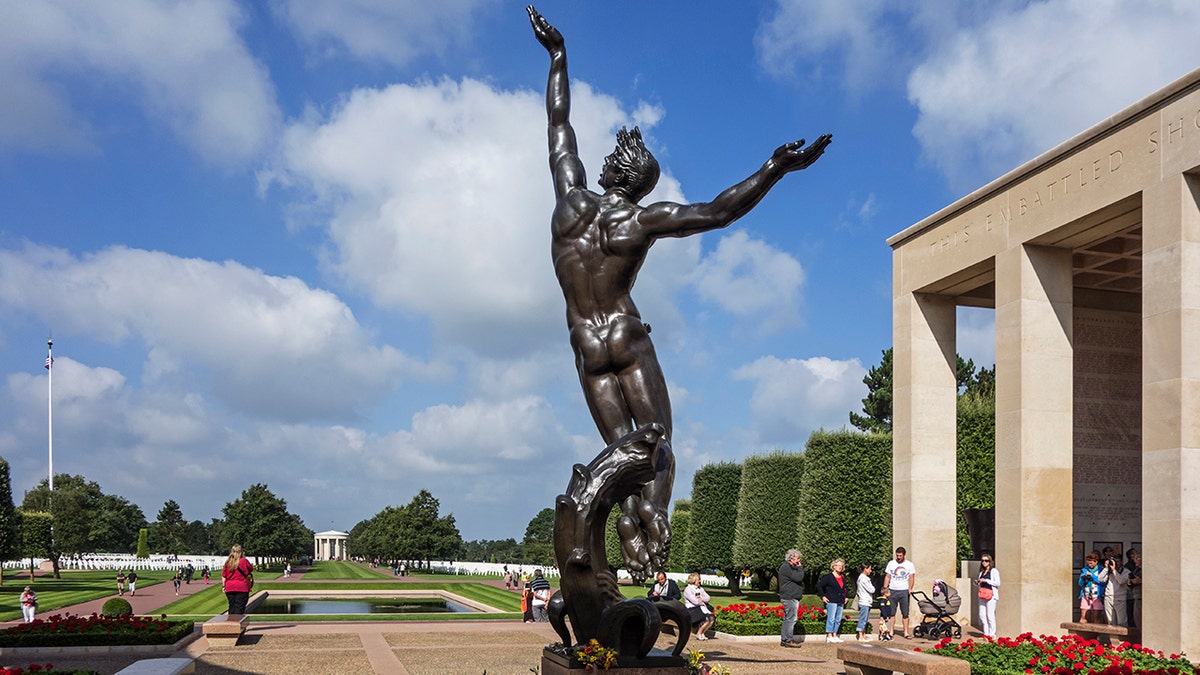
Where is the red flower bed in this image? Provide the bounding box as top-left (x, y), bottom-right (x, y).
top-left (0, 613), bottom-right (193, 649)
top-left (920, 632), bottom-right (1198, 675)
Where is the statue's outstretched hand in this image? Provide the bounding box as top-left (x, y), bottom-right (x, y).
top-left (771, 133), bottom-right (833, 173)
top-left (527, 6), bottom-right (564, 54)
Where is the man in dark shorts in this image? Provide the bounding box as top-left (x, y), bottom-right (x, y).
top-left (883, 547), bottom-right (916, 638)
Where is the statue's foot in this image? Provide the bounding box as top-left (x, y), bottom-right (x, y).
top-left (617, 498), bottom-right (672, 580)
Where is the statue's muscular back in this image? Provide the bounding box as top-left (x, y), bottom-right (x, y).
top-left (552, 186), bottom-right (652, 333)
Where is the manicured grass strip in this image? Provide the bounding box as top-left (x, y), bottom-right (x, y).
top-left (154, 585), bottom-right (228, 616)
top-left (300, 561), bottom-right (393, 580)
top-left (0, 569), bottom-right (180, 621)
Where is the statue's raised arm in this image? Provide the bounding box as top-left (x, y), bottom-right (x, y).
top-left (638, 134), bottom-right (833, 238)
top-left (528, 6), bottom-right (585, 197)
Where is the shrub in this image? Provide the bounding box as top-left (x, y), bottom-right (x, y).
top-left (731, 451), bottom-right (804, 584)
top-left (100, 598), bottom-right (132, 617)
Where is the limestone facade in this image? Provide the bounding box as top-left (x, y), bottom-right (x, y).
top-left (888, 67), bottom-right (1200, 655)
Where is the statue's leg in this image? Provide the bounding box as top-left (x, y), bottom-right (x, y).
top-left (571, 324), bottom-right (634, 445)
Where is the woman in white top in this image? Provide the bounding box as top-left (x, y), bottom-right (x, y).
top-left (973, 554), bottom-right (1001, 637)
top-left (855, 563), bottom-right (876, 641)
top-left (683, 572), bottom-right (715, 639)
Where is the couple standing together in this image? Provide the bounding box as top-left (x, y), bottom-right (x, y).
top-left (778, 546), bottom-right (934, 646)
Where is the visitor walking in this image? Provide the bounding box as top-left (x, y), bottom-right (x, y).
top-left (530, 569), bottom-right (552, 623)
top-left (222, 544), bottom-right (255, 615)
top-left (116, 570), bottom-right (126, 596)
top-left (173, 570), bottom-right (182, 595)
top-left (974, 554), bottom-right (1000, 637)
top-left (816, 559), bottom-right (848, 642)
top-left (20, 586), bottom-right (37, 623)
top-left (778, 548), bottom-right (805, 648)
top-left (127, 570), bottom-right (138, 596)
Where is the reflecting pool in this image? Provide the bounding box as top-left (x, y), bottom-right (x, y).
top-left (251, 597), bottom-right (475, 614)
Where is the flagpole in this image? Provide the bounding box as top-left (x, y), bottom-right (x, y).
top-left (46, 338), bottom-right (53, 493)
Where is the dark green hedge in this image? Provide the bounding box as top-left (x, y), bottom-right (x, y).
top-left (957, 394), bottom-right (995, 563)
top-left (797, 430), bottom-right (892, 583)
top-left (668, 499), bottom-right (691, 573)
top-left (731, 451), bottom-right (804, 579)
top-left (682, 462), bottom-right (742, 574)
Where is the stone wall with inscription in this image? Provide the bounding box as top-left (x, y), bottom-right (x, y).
top-left (1072, 307), bottom-right (1142, 556)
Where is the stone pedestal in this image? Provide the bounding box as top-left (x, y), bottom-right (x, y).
top-left (541, 647), bottom-right (687, 675)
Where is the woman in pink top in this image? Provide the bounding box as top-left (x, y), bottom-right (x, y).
top-left (221, 544), bottom-right (255, 615)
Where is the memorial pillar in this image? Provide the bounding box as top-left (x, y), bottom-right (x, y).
top-left (893, 291), bottom-right (958, 583)
top-left (994, 244), bottom-right (1073, 637)
top-left (1141, 175), bottom-right (1200, 656)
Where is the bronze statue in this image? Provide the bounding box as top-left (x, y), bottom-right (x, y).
top-left (528, 4), bottom-right (830, 661)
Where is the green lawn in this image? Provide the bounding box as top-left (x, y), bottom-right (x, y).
top-left (0, 569), bottom-right (178, 622)
top-left (299, 561), bottom-right (394, 580)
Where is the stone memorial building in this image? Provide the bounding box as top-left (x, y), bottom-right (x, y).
top-left (889, 67), bottom-right (1200, 655)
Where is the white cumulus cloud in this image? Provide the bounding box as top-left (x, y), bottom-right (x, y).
top-left (0, 243), bottom-right (429, 421)
top-left (732, 355), bottom-right (866, 445)
top-left (0, 0), bottom-right (278, 164)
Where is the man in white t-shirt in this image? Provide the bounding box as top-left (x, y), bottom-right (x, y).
top-left (883, 546), bottom-right (916, 638)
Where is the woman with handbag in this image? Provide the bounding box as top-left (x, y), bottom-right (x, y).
top-left (221, 544), bottom-right (255, 615)
top-left (683, 573), bottom-right (715, 639)
top-left (973, 554), bottom-right (1000, 637)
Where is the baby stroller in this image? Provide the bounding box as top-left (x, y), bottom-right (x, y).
top-left (911, 579), bottom-right (962, 640)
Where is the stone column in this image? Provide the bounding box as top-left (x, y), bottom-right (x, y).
top-left (1141, 175), bottom-right (1200, 656)
top-left (994, 244), bottom-right (1073, 637)
top-left (893, 291), bottom-right (958, 585)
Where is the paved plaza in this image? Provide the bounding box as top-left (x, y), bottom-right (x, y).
top-left (0, 568), bottom-right (932, 674)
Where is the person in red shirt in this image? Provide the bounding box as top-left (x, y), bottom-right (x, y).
top-left (221, 544), bottom-right (255, 615)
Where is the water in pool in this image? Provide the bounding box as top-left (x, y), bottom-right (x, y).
top-left (252, 597), bottom-right (474, 614)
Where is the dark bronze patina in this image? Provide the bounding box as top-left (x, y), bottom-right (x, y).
top-left (528, 5), bottom-right (830, 663)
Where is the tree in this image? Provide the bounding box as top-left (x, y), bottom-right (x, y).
top-left (19, 510), bottom-right (53, 580)
top-left (151, 500), bottom-right (187, 554)
top-left (521, 508), bottom-right (555, 566)
top-left (0, 459), bottom-right (22, 584)
top-left (396, 489), bottom-right (461, 567)
top-left (850, 348), bottom-right (893, 433)
top-left (354, 490), bottom-right (462, 568)
top-left (684, 462), bottom-right (743, 594)
top-left (21, 474), bottom-right (146, 558)
top-left (136, 528), bottom-right (149, 558)
top-left (220, 484), bottom-right (312, 561)
top-left (731, 451), bottom-right (805, 588)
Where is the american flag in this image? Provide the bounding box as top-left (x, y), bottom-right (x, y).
top-left (45, 357), bottom-right (53, 370)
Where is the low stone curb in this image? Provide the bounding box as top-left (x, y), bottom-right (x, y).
top-left (0, 624), bottom-right (201, 658)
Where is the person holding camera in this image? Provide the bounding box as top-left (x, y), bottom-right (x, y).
top-left (1099, 546), bottom-right (1129, 626)
top-left (1078, 551), bottom-right (1105, 623)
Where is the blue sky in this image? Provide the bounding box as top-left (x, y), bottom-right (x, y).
top-left (1, 0), bottom-right (1198, 543)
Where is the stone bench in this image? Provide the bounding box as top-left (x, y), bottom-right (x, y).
top-left (837, 643), bottom-right (970, 675)
top-left (113, 658), bottom-right (195, 675)
top-left (1060, 622), bottom-right (1140, 644)
top-left (202, 613), bottom-right (247, 647)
